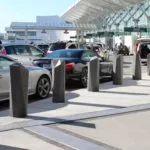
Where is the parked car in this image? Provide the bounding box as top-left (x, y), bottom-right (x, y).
top-left (48, 41), bottom-right (78, 53)
top-left (65, 42), bottom-right (78, 49)
top-left (0, 43), bottom-right (45, 65)
top-left (135, 38), bottom-right (150, 62)
top-left (86, 43), bottom-right (110, 61)
top-left (33, 49), bottom-right (113, 87)
top-left (48, 42), bottom-right (66, 53)
top-left (0, 55), bottom-right (51, 101)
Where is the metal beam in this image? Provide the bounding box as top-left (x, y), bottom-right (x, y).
top-left (125, 4), bottom-right (142, 23)
top-left (136, 4), bottom-right (150, 20)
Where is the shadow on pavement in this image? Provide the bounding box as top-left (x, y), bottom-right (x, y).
top-left (28, 115), bottom-right (96, 129)
top-left (26, 92), bottom-right (80, 114)
top-left (61, 121), bottom-right (96, 129)
top-left (0, 145), bottom-right (27, 150)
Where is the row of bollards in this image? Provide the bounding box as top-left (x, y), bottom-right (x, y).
top-left (10, 52), bottom-right (149, 118)
top-left (10, 60), bottom-right (66, 118)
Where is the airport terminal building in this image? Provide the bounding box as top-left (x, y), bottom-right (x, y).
top-left (5, 16), bottom-right (76, 44)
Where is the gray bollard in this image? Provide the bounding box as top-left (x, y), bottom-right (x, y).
top-left (147, 54), bottom-right (150, 75)
top-left (132, 53), bottom-right (142, 80)
top-left (10, 63), bottom-right (29, 118)
top-left (88, 56), bottom-right (99, 92)
top-left (52, 60), bottom-right (65, 103)
top-left (113, 54), bottom-right (123, 85)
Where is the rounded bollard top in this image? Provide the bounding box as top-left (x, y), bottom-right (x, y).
top-left (10, 62), bottom-right (25, 69)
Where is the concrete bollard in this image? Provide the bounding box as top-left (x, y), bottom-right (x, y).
top-left (88, 56), bottom-right (99, 92)
top-left (113, 54), bottom-right (123, 85)
top-left (132, 53), bottom-right (142, 80)
top-left (52, 60), bottom-right (65, 103)
top-left (147, 53), bottom-right (150, 76)
top-left (10, 63), bottom-right (29, 118)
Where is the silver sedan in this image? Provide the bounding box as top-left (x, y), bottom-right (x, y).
top-left (0, 55), bottom-right (51, 101)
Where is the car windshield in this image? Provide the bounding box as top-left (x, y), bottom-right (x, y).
top-left (46, 50), bottom-right (83, 58)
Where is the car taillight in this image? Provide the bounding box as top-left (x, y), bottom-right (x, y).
top-left (1, 49), bottom-right (7, 55)
top-left (65, 63), bottom-right (75, 71)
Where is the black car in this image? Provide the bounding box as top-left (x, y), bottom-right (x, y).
top-left (49, 42), bottom-right (66, 52)
top-left (33, 49), bottom-right (113, 87)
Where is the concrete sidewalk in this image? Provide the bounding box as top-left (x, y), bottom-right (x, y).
top-left (0, 73), bottom-right (150, 149)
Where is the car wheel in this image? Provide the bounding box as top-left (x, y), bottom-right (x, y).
top-left (36, 76), bottom-right (51, 99)
top-left (80, 68), bottom-right (88, 87)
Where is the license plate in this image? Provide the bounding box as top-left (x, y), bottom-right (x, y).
top-left (43, 64), bottom-right (51, 68)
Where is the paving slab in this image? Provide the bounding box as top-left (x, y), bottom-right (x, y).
top-left (0, 129), bottom-right (63, 150)
top-left (51, 110), bottom-right (150, 150)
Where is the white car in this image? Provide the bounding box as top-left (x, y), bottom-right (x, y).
top-left (0, 55), bottom-right (51, 101)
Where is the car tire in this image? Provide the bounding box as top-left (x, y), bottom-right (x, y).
top-left (80, 68), bottom-right (88, 87)
top-left (36, 76), bottom-right (51, 99)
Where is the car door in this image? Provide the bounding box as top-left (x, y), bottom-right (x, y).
top-left (0, 57), bottom-right (13, 101)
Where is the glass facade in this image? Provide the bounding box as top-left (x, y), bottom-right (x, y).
top-left (95, 1), bottom-right (150, 35)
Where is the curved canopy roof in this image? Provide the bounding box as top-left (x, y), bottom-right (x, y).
top-left (62, 0), bottom-right (145, 24)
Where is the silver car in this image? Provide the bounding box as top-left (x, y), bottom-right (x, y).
top-left (0, 55), bottom-right (51, 101)
top-left (1, 43), bottom-right (44, 65)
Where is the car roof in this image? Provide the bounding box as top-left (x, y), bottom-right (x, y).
top-left (52, 49), bottom-right (85, 53)
top-left (136, 38), bottom-right (150, 42)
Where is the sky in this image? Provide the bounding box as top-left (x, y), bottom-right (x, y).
top-left (0, 0), bottom-right (76, 33)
